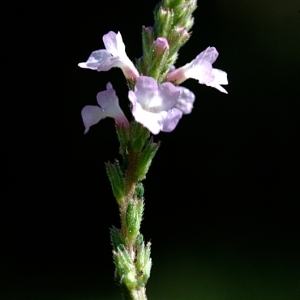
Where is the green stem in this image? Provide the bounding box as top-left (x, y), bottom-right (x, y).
top-left (120, 148), bottom-right (139, 242)
top-left (130, 287), bottom-right (147, 300)
top-left (117, 145), bottom-right (148, 300)
top-left (121, 286), bottom-right (147, 300)
top-left (125, 148), bottom-right (140, 195)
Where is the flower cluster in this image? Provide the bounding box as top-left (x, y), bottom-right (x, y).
top-left (79, 31), bottom-right (228, 134)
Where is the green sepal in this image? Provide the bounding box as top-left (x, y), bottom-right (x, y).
top-left (135, 242), bottom-right (152, 286)
top-left (141, 26), bottom-right (154, 75)
top-left (163, 0), bottom-right (196, 13)
top-left (115, 124), bottom-right (129, 159)
top-left (163, 0), bottom-right (187, 8)
top-left (126, 78), bottom-right (136, 91)
top-left (113, 247), bottom-right (137, 290)
top-left (135, 139), bottom-right (160, 181)
top-left (135, 183), bottom-right (144, 199)
top-left (135, 234), bottom-right (144, 248)
top-left (173, 1), bottom-right (197, 28)
top-left (110, 226), bottom-right (124, 251)
top-left (149, 42), bottom-right (170, 82)
top-left (126, 199), bottom-right (144, 241)
top-left (161, 0), bottom-right (172, 7)
top-left (154, 5), bottom-right (174, 38)
top-left (124, 237), bottom-right (130, 247)
top-left (185, 17), bottom-right (195, 32)
top-left (156, 52), bottom-right (179, 81)
top-left (105, 161), bottom-right (125, 204)
top-left (168, 28), bottom-right (190, 60)
top-left (131, 122), bottom-right (150, 153)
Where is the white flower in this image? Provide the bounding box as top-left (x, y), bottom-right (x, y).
top-left (167, 47), bottom-right (228, 94)
top-left (78, 31), bottom-right (139, 80)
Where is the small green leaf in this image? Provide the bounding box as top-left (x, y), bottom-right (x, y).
top-left (126, 199), bottom-right (144, 241)
top-left (113, 247), bottom-right (137, 290)
top-left (155, 6), bottom-right (174, 38)
top-left (135, 242), bottom-right (152, 286)
top-left (135, 183), bottom-right (144, 199)
top-left (110, 226), bottom-right (124, 251)
top-left (131, 122), bottom-right (150, 153)
top-left (135, 234), bottom-right (144, 248)
top-left (115, 124), bottom-right (129, 159)
top-left (135, 139), bottom-right (160, 181)
top-left (141, 26), bottom-right (154, 74)
top-left (105, 161), bottom-right (125, 204)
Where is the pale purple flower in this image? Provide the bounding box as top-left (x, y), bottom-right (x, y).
top-left (128, 76), bottom-right (195, 134)
top-left (78, 31), bottom-right (139, 81)
top-left (167, 47), bottom-right (228, 94)
top-left (81, 83), bottom-right (129, 134)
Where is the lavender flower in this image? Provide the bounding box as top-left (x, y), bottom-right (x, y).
top-left (81, 83), bottom-right (129, 134)
top-left (167, 46), bottom-right (228, 94)
top-left (128, 76), bottom-right (195, 134)
top-left (78, 31), bottom-right (139, 81)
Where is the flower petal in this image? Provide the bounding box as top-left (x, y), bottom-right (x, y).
top-left (133, 76), bottom-right (158, 108)
top-left (97, 57), bottom-right (126, 71)
top-left (157, 82), bottom-right (181, 111)
top-left (78, 31), bottom-right (139, 80)
top-left (160, 108), bottom-right (183, 132)
top-left (176, 87), bottom-right (195, 114)
top-left (103, 31), bottom-right (126, 58)
top-left (204, 68), bottom-right (228, 94)
top-left (96, 83), bottom-right (129, 127)
top-left (81, 105), bottom-right (105, 134)
top-left (188, 60), bottom-right (214, 83)
top-left (212, 68), bottom-right (228, 85)
top-left (133, 76), bottom-right (180, 113)
top-left (194, 46), bottom-right (219, 64)
top-left (166, 47), bottom-right (228, 93)
top-left (129, 91), bottom-right (163, 134)
top-left (128, 77), bottom-right (183, 134)
top-left (101, 31), bottom-right (139, 80)
top-left (78, 50), bottom-right (111, 70)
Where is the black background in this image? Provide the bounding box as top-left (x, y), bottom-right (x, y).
top-left (2, 0), bottom-right (300, 299)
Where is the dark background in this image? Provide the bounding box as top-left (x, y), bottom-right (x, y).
top-left (2, 0), bottom-right (300, 299)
